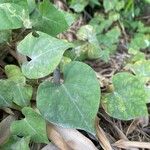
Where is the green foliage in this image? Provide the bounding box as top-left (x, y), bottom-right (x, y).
top-left (17, 31), bottom-right (73, 79)
top-left (0, 0), bottom-right (150, 147)
top-left (0, 65), bottom-right (32, 108)
top-left (102, 72), bottom-right (148, 120)
top-left (10, 107), bottom-right (49, 143)
top-left (37, 61), bottom-right (100, 134)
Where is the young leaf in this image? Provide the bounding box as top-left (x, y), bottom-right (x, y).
top-left (77, 25), bottom-right (101, 59)
top-left (37, 61), bottom-right (100, 134)
top-left (0, 136), bottom-right (30, 150)
top-left (102, 72), bottom-right (148, 120)
top-left (0, 1), bottom-right (30, 30)
top-left (31, 0), bottom-right (68, 36)
top-left (17, 31), bottom-right (73, 79)
top-left (10, 107), bottom-right (49, 143)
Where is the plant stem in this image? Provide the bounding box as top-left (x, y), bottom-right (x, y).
top-left (53, 68), bottom-right (60, 84)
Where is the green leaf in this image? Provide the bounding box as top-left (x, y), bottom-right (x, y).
top-left (102, 72), bottom-right (148, 120)
top-left (5, 65), bottom-right (33, 107)
top-left (37, 61), bottom-right (100, 134)
top-left (77, 25), bottom-right (101, 59)
top-left (31, 0), bottom-right (68, 36)
top-left (0, 136), bottom-right (30, 150)
top-left (129, 33), bottom-right (150, 54)
top-left (0, 80), bottom-right (13, 108)
top-left (10, 107), bottom-right (49, 143)
top-left (0, 1), bottom-right (31, 30)
top-left (127, 60), bottom-right (150, 83)
top-left (17, 31), bottom-right (73, 79)
top-left (108, 12), bottom-right (120, 21)
top-left (97, 26), bottom-right (120, 62)
top-left (103, 0), bottom-right (116, 12)
top-left (69, 0), bottom-right (89, 12)
top-left (5, 65), bottom-right (24, 81)
top-left (11, 82), bottom-right (33, 107)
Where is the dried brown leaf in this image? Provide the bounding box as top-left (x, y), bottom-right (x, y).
top-left (47, 123), bottom-right (98, 150)
top-left (113, 139), bottom-right (150, 149)
top-left (95, 117), bottom-right (112, 150)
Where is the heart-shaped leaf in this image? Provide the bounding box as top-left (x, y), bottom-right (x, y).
top-left (10, 107), bottom-right (49, 143)
top-left (37, 61), bottom-right (100, 134)
top-left (17, 31), bottom-right (73, 79)
top-left (102, 72), bottom-right (148, 120)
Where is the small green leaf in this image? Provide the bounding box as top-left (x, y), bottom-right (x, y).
top-left (17, 31), bottom-right (73, 79)
top-left (102, 72), bottom-right (148, 120)
top-left (0, 136), bottom-right (30, 150)
top-left (127, 60), bottom-right (150, 83)
top-left (69, 0), bottom-right (88, 12)
top-left (37, 61), bottom-right (100, 134)
top-left (5, 65), bottom-right (33, 107)
top-left (5, 65), bottom-right (24, 80)
top-left (10, 107), bottom-right (49, 143)
top-left (31, 0), bottom-right (68, 36)
top-left (97, 26), bottom-right (121, 62)
top-left (77, 25), bottom-right (101, 59)
top-left (103, 0), bottom-right (116, 12)
top-left (129, 33), bottom-right (150, 54)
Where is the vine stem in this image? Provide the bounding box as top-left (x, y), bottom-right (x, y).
top-left (53, 68), bottom-right (61, 84)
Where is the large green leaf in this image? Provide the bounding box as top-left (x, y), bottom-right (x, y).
top-left (0, 1), bottom-right (30, 30)
top-left (31, 0), bottom-right (68, 36)
top-left (102, 72), bottom-right (148, 120)
top-left (37, 61), bottom-right (100, 134)
top-left (17, 31), bottom-right (73, 79)
top-left (10, 107), bottom-right (49, 143)
top-left (0, 136), bottom-right (30, 150)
